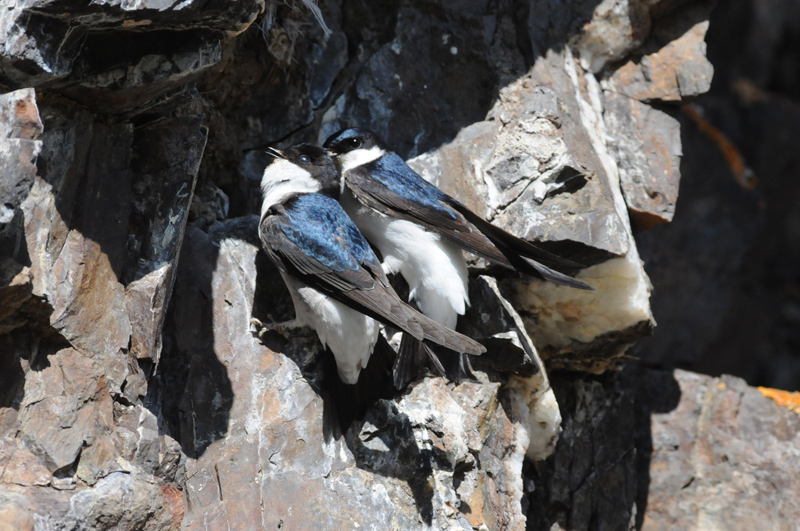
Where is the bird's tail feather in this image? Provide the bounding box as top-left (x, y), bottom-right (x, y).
top-left (394, 334), bottom-right (447, 389)
top-left (450, 202), bottom-right (594, 290)
top-left (430, 345), bottom-right (480, 385)
top-left (454, 204), bottom-right (585, 270)
top-left (521, 257), bottom-right (594, 290)
top-left (322, 335), bottom-right (396, 442)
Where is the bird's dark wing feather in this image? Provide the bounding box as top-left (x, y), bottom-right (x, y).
top-left (345, 167), bottom-right (592, 290)
top-left (345, 168), bottom-right (468, 232)
top-left (447, 202), bottom-right (593, 290)
top-left (448, 201), bottom-right (584, 269)
top-left (346, 167), bottom-right (510, 261)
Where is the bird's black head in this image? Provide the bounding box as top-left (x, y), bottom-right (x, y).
top-left (266, 144), bottom-right (341, 198)
top-left (323, 128), bottom-right (386, 155)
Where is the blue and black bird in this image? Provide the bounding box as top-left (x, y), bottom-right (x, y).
top-left (323, 128), bottom-right (592, 385)
top-left (253, 144), bottom-right (485, 432)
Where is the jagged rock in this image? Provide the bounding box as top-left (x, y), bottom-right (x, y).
top-left (584, 1), bottom-right (714, 229)
top-left (0, 0), bottom-right (727, 528)
top-left (406, 46), bottom-right (655, 372)
top-left (462, 275), bottom-right (542, 377)
top-left (318, 4), bottom-right (501, 158)
top-left (607, 8), bottom-right (714, 102)
top-left (632, 0), bottom-right (800, 390)
top-left (572, 0), bottom-right (652, 74)
top-left (0, 89), bottom-right (41, 334)
top-left (604, 92), bottom-right (682, 229)
top-left (0, 85), bottom-right (203, 525)
top-left (632, 369), bottom-right (800, 530)
top-left (0, 439), bottom-right (52, 488)
top-left (125, 115), bottom-right (208, 364)
top-left (527, 371), bottom-right (638, 531)
top-left (0, 0), bottom-right (264, 89)
top-left (461, 275), bottom-right (563, 461)
top-left (529, 367), bottom-right (800, 531)
top-left (52, 33), bottom-right (224, 115)
top-left (0, 261), bottom-right (32, 336)
top-left (409, 51), bottom-right (630, 262)
top-left (0, 472), bottom-right (181, 531)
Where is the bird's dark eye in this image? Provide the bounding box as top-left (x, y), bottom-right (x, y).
top-left (348, 137), bottom-right (363, 149)
top-left (298, 155), bottom-right (311, 164)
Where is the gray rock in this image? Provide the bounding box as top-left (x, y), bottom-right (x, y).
top-left (606, 14), bottom-right (714, 102)
top-left (631, 368), bottom-right (800, 530)
top-left (0, 262), bottom-right (31, 336)
top-left (0, 0), bottom-right (730, 529)
top-left (461, 275), bottom-right (541, 376)
top-left (408, 49), bottom-right (630, 262)
top-left (631, 0), bottom-right (800, 391)
top-left (125, 115), bottom-right (208, 365)
top-left (407, 44), bottom-right (656, 373)
top-left (572, 0), bottom-right (652, 73)
top-left (236, 13), bottom-right (349, 150)
top-left (1, 87), bottom-right (203, 529)
top-left (604, 92), bottom-right (682, 229)
top-left (529, 367), bottom-right (800, 531)
top-left (21, 103), bottom-right (133, 361)
top-left (319, 3), bottom-right (501, 158)
top-left (591, 1), bottom-right (713, 229)
top-left (0, 438), bottom-right (52, 487)
top-left (0, 89), bottom-right (42, 334)
top-left (0, 0), bottom-right (263, 90)
top-left (527, 371), bottom-right (638, 531)
top-left (52, 472), bottom-right (180, 531)
top-left (53, 32), bottom-right (223, 115)
top-left (16, 347), bottom-right (111, 474)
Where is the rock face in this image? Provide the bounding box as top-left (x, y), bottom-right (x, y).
top-left (528, 367), bottom-right (800, 531)
top-left (4, 0), bottom-right (791, 530)
top-left (636, 370), bottom-right (800, 530)
top-left (633, 0), bottom-right (800, 393)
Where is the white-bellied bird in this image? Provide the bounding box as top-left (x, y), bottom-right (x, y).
top-left (323, 128), bottom-right (592, 384)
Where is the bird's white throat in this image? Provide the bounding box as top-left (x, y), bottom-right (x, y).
top-left (338, 146), bottom-right (384, 174)
top-left (260, 160), bottom-right (321, 219)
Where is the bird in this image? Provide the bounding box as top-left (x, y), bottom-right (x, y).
top-left (323, 128), bottom-right (592, 385)
top-left (252, 144), bottom-right (486, 433)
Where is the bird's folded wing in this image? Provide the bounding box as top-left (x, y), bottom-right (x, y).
top-left (261, 212), bottom-right (375, 291)
top-left (345, 168), bottom-right (509, 263)
top-left (448, 202), bottom-right (586, 270)
top-left (346, 168), bottom-right (591, 290)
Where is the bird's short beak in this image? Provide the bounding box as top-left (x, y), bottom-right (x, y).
top-left (266, 147), bottom-right (286, 159)
top-left (324, 149), bottom-right (335, 156)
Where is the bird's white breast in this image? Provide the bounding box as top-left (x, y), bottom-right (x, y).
top-left (340, 190), bottom-right (469, 328)
top-left (281, 273), bottom-right (379, 384)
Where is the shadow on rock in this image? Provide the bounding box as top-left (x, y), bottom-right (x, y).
top-left (152, 225), bottom-right (235, 459)
top-left (621, 365), bottom-right (682, 530)
top-left (525, 366), bottom-right (681, 531)
top-left (347, 403), bottom-right (449, 526)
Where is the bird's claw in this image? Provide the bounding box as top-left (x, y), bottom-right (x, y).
top-left (250, 315), bottom-right (294, 339)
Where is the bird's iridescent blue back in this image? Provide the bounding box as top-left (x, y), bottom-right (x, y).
top-left (281, 194), bottom-right (377, 271)
top-left (369, 152), bottom-right (457, 219)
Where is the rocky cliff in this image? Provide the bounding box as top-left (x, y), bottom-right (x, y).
top-left (2, 0), bottom-right (799, 530)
